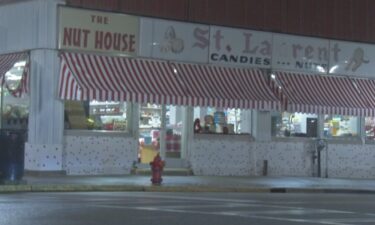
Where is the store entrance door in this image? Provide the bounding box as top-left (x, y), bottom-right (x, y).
top-left (138, 104), bottom-right (186, 168)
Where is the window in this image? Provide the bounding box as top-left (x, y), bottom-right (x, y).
top-left (64, 100), bottom-right (128, 131)
top-left (323, 115), bottom-right (359, 138)
top-left (365, 117), bottom-right (375, 140)
top-left (271, 112), bottom-right (318, 138)
top-left (165, 105), bottom-right (183, 158)
top-left (0, 60), bottom-right (29, 129)
top-left (193, 107), bottom-right (250, 134)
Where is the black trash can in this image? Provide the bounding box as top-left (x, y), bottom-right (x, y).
top-left (0, 129), bottom-right (26, 183)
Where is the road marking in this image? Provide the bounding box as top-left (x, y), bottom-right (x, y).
top-left (95, 204), bottom-right (355, 225)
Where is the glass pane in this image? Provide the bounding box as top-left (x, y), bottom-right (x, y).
top-left (324, 115), bottom-right (359, 138)
top-left (271, 112), bottom-right (318, 137)
top-left (64, 100), bottom-right (128, 131)
top-left (193, 107), bottom-right (247, 134)
top-left (139, 103), bottom-right (162, 163)
top-left (1, 60), bottom-right (29, 130)
top-left (1, 88), bottom-right (29, 129)
top-left (365, 117), bottom-right (375, 140)
top-left (165, 105), bottom-right (182, 158)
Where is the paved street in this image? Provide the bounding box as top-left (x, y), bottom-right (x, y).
top-left (0, 192), bottom-right (374, 225)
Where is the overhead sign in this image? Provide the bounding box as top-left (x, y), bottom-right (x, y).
top-left (139, 18), bottom-right (209, 63)
top-left (208, 26), bottom-right (272, 68)
top-left (58, 6), bottom-right (139, 56)
top-left (272, 34), bottom-right (329, 74)
top-left (329, 41), bottom-right (375, 77)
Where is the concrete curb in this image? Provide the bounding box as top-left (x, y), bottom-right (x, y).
top-left (0, 184), bottom-right (374, 194)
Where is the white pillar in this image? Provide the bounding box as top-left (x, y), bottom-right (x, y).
top-left (25, 49), bottom-right (65, 171)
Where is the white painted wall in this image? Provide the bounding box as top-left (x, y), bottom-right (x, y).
top-left (190, 135), bottom-right (254, 176)
top-left (63, 134), bottom-right (137, 175)
top-left (0, 0), bottom-right (63, 53)
top-left (190, 136), bottom-right (375, 179)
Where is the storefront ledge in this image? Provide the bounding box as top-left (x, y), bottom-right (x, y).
top-left (29, 184), bottom-right (145, 192)
top-left (0, 184), bottom-right (32, 192)
top-left (272, 137), bottom-right (315, 143)
top-left (64, 129), bottom-right (132, 137)
top-left (193, 133), bottom-right (252, 141)
top-left (272, 137), bottom-right (364, 145)
top-left (326, 138), bottom-right (362, 145)
top-left (24, 170), bottom-right (67, 177)
top-left (364, 140), bottom-right (375, 145)
top-left (144, 185), bottom-right (270, 193)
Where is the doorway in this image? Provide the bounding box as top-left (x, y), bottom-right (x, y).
top-left (138, 104), bottom-right (185, 167)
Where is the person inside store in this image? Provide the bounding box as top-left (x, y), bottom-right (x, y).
top-left (193, 118), bottom-right (201, 133)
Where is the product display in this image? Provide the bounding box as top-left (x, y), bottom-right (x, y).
top-left (365, 117), bottom-right (375, 139)
top-left (0, 88), bottom-right (29, 129)
top-left (64, 100), bottom-right (127, 131)
top-left (272, 112), bottom-right (318, 137)
top-left (139, 104), bottom-right (162, 163)
top-left (324, 115), bottom-right (358, 138)
top-left (194, 107), bottom-right (241, 134)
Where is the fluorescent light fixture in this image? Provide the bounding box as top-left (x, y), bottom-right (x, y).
top-left (329, 65), bottom-right (339, 73)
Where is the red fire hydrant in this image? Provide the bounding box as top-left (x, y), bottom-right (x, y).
top-left (150, 153), bottom-right (165, 184)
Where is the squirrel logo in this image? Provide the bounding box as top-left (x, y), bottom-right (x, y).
top-left (159, 26), bottom-right (184, 54)
top-left (345, 47), bottom-right (369, 72)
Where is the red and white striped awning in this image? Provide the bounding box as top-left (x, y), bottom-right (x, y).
top-left (353, 78), bottom-right (375, 114)
top-left (59, 52), bottom-right (280, 110)
top-left (170, 62), bottom-right (280, 110)
top-left (0, 52), bottom-right (30, 97)
top-left (270, 71), bottom-right (373, 116)
top-left (59, 52), bottom-right (189, 105)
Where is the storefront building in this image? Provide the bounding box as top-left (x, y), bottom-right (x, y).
top-left (1, 0), bottom-right (375, 179)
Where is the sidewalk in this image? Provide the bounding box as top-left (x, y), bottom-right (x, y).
top-left (1, 174), bottom-right (375, 194)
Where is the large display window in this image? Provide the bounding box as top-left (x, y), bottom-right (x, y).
top-left (138, 104), bottom-right (184, 163)
top-left (271, 112), bottom-right (318, 138)
top-left (323, 115), bottom-right (359, 138)
top-left (138, 103), bottom-right (162, 163)
top-left (365, 117), bottom-right (375, 140)
top-left (193, 107), bottom-right (250, 134)
top-left (165, 105), bottom-right (183, 158)
top-left (64, 100), bottom-right (128, 131)
top-left (0, 60), bottom-right (29, 130)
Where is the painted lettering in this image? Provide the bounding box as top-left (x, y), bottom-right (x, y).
top-left (104, 32), bottom-right (112, 50)
top-left (95, 31), bottom-right (136, 52)
top-left (295, 61), bottom-right (327, 70)
top-left (213, 30), bottom-right (224, 51)
top-left (305, 46), bottom-right (314, 59)
top-left (210, 53), bottom-right (270, 66)
top-left (260, 41), bottom-right (272, 56)
top-left (292, 44), bottom-right (303, 58)
top-left (128, 35), bottom-right (136, 52)
top-left (243, 33), bottom-right (258, 54)
top-left (91, 15), bottom-right (109, 24)
top-left (292, 44), bottom-right (329, 61)
top-left (63, 28), bottom-right (90, 48)
top-left (318, 47), bottom-right (329, 61)
top-left (193, 27), bottom-right (209, 49)
top-left (331, 43), bottom-right (341, 62)
top-left (95, 31), bottom-right (104, 49)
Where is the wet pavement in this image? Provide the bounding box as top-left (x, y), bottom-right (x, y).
top-left (1, 174), bottom-right (375, 193)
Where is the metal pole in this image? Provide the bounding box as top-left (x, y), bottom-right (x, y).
top-left (317, 146), bottom-right (321, 177)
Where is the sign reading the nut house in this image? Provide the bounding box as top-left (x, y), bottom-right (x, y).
top-left (58, 6), bottom-right (139, 56)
